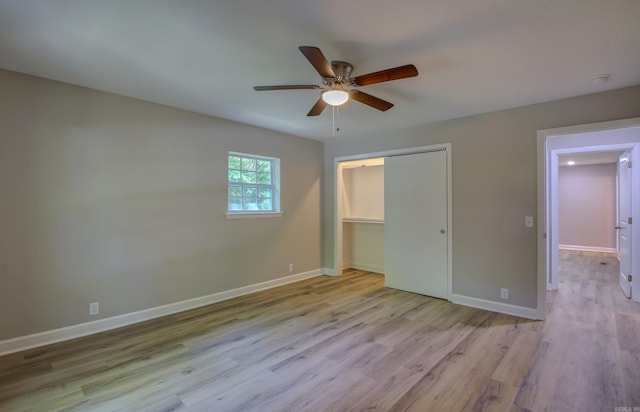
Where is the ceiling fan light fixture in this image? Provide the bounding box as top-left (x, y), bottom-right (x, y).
top-left (254, 46), bottom-right (418, 116)
top-left (322, 89), bottom-right (349, 106)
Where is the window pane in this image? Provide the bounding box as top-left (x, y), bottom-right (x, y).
top-left (229, 198), bottom-right (242, 210)
top-left (229, 156), bottom-right (241, 170)
top-left (241, 158), bottom-right (256, 171)
top-left (243, 187), bottom-right (257, 197)
top-left (256, 160), bottom-right (271, 173)
top-left (257, 172), bottom-right (271, 184)
top-left (259, 199), bottom-right (272, 210)
top-left (229, 170), bottom-right (241, 182)
top-left (241, 171), bottom-right (256, 184)
top-left (242, 197), bottom-right (258, 210)
top-left (229, 186), bottom-right (243, 197)
top-left (258, 188), bottom-right (272, 199)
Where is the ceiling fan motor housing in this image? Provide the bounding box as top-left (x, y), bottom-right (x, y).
top-left (327, 61), bottom-right (353, 85)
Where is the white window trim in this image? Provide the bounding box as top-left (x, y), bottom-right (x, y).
top-left (225, 211), bottom-right (284, 219)
top-left (227, 151), bottom-right (281, 217)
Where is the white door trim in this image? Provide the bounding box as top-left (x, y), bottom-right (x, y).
top-left (618, 150), bottom-right (633, 298)
top-left (537, 117), bottom-right (640, 318)
top-left (333, 143), bottom-right (453, 300)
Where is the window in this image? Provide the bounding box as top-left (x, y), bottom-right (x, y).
top-left (227, 152), bottom-right (281, 217)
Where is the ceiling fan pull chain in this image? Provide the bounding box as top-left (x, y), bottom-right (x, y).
top-left (331, 105), bottom-right (341, 138)
top-left (332, 105), bottom-right (336, 138)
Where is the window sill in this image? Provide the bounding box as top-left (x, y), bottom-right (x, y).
top-left (225, 212), bottom-right (284, 219)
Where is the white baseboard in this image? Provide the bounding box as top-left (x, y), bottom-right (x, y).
top-left (323, 267), bottom-right (337, 276)
top-left (345, 262), bottom-right (384, 274)
top-left (559, 244), bottom-right (617, 254)
top-left (451, 294), bottom-right (540, 320)
top-left (0, 269), bottom-right (323, 356)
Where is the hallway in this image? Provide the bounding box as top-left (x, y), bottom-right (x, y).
top-left (516, 250), bottom-right (640, 409)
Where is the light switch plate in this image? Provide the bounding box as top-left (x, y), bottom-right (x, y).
top-left (525, 216), bottom-right (534, 228)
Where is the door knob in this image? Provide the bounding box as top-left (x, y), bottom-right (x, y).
top-left (615, 226), bottom-right (622, 230)
top-left (440, 229), bottom-right (446, 234)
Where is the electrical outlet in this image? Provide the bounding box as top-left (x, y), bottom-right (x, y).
top-left (500, 288), bottom-right (509, 300)
top-left (89, 302), bottom-right (99, 316)
top-left (288, 263), bottom-right (294, 273)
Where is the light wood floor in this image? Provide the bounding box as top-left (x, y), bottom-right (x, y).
top-left (1, 251), bottom-right (638, 411)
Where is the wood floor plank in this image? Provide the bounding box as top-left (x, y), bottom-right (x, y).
top-left (471, 378), bottom-right (519, 412)
top-left (112, 395), bottom-right (185, 412)
top-left (0, 251), bottom-right (638, 411)
top-left (573, 331), bottom-right (626, 410)
top-left (345, 366), bottom-right (425, 412)
top-left (492, 329), bottom-right (543, 389)
top-left (512, 339), bottom-right (558, 411)
top-left (619, 348), bottom-right (640, 405)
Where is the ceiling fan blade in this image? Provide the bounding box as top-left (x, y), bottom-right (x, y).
top-left (350, 90), bottom-right (394, 111)
top-left (254, 85), bottom-right (319, 91)
top-left (353, 64), bottom-right (418, 86)
top-left (299, 46), bottom-right (336, 78)
top-left (307, 97), bottom-right (327, 116)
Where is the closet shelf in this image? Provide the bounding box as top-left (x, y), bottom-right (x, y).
top-left (342, 217), bottom-right (384, 224)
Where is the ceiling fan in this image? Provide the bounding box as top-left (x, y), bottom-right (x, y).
top-left (253, 46), bottom-right (418, 116)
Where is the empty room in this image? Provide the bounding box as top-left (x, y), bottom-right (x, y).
top-left (1, 1), bottom-right (640, 411)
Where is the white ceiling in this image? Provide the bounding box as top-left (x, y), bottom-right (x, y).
top-left (1, 0), bottom-right (639, 141)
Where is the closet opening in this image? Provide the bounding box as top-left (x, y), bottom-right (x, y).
top-left (339, 157), bottom-right (385, 275)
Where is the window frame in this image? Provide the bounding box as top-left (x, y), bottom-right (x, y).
top-left (226, 151), bottom-right (282, 218)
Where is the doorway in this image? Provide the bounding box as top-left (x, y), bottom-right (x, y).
top-left (537, 118), bottom-right (640, 317)
top-left (334, 143), bottom-right (453, 300)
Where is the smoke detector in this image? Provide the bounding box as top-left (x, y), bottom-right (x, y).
top-left (590, 74), bottom-right (611, 85)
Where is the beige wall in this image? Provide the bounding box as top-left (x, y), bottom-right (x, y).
top-left (324, 85), bottom-right (640, 309)
top-left (558, 163), bottom-right (617, 250)
top-left (342, 222), bottom-right (385, 273)
top-left (0, 69), bottom-right (323, 341)
top-left (342, 165), bottom-right (384, 219)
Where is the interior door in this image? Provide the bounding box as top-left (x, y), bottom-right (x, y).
top-left (384, 150), bottom-right (448, 299)
top-left (618, 150), bottom-right (632, 298)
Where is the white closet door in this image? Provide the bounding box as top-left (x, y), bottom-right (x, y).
top-left (384, 150), bottom-right (448, 299)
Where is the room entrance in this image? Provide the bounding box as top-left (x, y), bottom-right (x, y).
top-left (538, 118), bottom-right (640, 313)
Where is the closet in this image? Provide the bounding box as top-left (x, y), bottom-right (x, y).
top-left (336, 145), bottom-right (451, 300)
